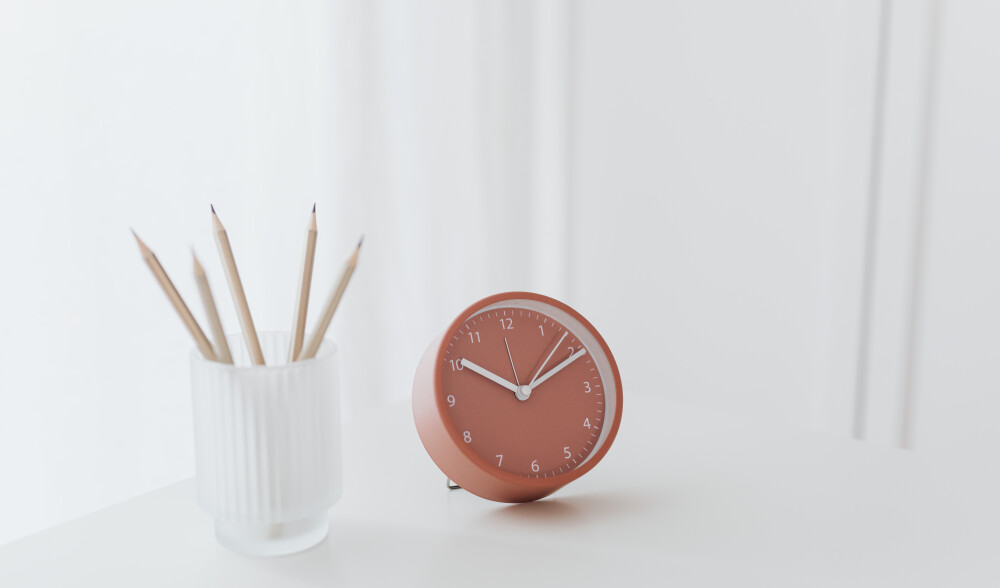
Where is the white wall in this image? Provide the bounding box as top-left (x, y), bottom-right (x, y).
top-left (908, 0), bottom-right (1000, 455)
top-left (843, 0), bottom-right (1000, 456)
top-left (570, 0), bottom-right (879, 433)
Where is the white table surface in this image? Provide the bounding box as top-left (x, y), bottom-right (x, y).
top-left (1, 393), bottom-right (997, 587)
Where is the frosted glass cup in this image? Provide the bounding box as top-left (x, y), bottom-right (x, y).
top-left (190, 332), bottom-right (342, 557)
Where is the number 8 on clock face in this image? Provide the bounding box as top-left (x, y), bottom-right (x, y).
top-left (412, 292), bottom-right (623, 502)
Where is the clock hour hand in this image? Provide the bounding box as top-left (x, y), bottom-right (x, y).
top-left (460, 358), bottom-right (519, 394)
top-left (529, 348), bottom-right (587, 390)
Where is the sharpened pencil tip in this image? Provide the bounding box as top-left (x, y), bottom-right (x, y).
top-left (192, 249), bottom-right (204, 274)
top-left (210, 203), bottom-right (216, 214)
top-left (211, 206), bottom-right (225, 231)
top-left (312, 202), bottom-right (316, 213)
top-left (131, 229), bottom-right (151, 256)
top-left (357, 235), bottom-right (364, 249)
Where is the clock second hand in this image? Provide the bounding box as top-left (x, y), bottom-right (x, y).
top-left (528, 331), bottom-right (568, 388)
top-left (504, 337), bottom-right (521, 387)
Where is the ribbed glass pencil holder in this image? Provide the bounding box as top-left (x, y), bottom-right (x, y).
top-left (190, 332), bottom-right (342, 557)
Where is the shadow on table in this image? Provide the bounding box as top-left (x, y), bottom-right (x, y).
top-left (484, 491), bottom-right (656, 528)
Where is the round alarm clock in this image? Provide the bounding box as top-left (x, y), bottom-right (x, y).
top-left (412, 292), bottom-right (623, 502)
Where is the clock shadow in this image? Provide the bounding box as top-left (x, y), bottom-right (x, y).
top-left (493, 498), bottom-right (581, 523)
top-left (484, 491), bottom-right (653, 529)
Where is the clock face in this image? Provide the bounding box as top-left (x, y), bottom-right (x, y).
top-left (438, 298), bottom-right (616, 479)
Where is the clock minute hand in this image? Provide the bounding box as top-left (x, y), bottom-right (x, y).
top-left (530, 348), bottom-right (588, 390)
top-left (460, 358), bottom-right (519, 394)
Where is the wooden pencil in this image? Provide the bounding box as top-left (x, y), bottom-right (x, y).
top-left (288, 204), bottom-right (318, 362)
top-left (132, 230), bottom-right (217, 361)
top-left (211, 205), bottom-right (265, 365)
top-left (192, 251), bottom-right (233, 364)
top-left (299, 236), bottom-right (363, 360)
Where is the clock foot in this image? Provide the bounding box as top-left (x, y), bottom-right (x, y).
top-left (446, 477), bottom-right (461, 490)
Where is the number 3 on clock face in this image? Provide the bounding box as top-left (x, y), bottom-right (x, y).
top-left (412, 292), bottom-right (623, 503)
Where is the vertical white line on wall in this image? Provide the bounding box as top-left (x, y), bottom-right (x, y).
top-left (899, 0), bottom-right (942, 449)
top-left (853, 0), bottom-right (893, 439)
top-left (478, 1), bottom-right (533, 288)
top-left (529, 0), bottom-right (572, 300)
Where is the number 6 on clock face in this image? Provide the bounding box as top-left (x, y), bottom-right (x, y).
top-left (412, 292), bottom-right (623, 503)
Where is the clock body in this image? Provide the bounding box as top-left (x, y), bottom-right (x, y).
top-left (412, 292), bottom-right (623, 502)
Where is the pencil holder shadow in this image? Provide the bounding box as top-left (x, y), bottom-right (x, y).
top-left (190, 331), bottom-right (342, 557)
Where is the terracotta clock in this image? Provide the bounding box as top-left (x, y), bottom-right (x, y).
top-left (412, 292), bottom-right (623, 502)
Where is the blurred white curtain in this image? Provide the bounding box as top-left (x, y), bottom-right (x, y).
top-left (323, 0), bottom-right (572, 413)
